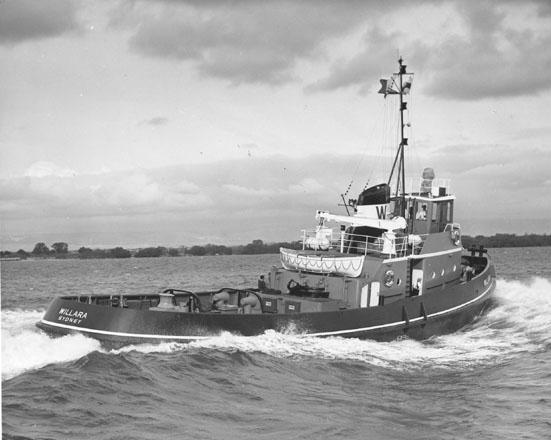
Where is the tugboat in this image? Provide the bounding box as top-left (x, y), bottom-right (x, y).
top-left (37, 59), bottom-right (496, 344)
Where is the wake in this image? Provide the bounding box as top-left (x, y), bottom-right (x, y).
top-left (115, 277), bottom-right (551, 370)
top-left (120, 277), bottom-right (551, 369)
top-left (3, 277), bottom-right (550, 380)
top-left (1, 310), bottom-right (101, 381)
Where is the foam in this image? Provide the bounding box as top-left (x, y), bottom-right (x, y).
top-left (4, 277), bottom-right (550, 377)
top-left (116, 277), bottom-right (551, 370)
top-left (111, 341), bottom-right (186, 355)
top-left (2, 309), bottom-right (101, 381)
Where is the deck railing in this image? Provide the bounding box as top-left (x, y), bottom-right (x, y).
top-left (301, 228), bottom-right (427, 257)
top-left (403, 177), bottom-right (452, 197)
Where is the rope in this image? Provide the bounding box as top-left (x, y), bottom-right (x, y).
top-left (407, 88), bottom-right (423, 186)
top-left (343, 180), bottom-right (354, 198)
top-left (343, 96), bottom-right (386, 197)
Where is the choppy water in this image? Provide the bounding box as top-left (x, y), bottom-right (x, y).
top-left (2, 249), bottom-right (550, 440)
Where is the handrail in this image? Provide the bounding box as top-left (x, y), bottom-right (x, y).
top-left (163, 288), bottom-right (203, 312)
top-left (443, 222), bottom-right (461, 232)
top-left (403, 177), bottom-right (452, 196)
top-left (300, 228), bottom-right (427, 257)
top-left (163, 288), bottom-right (196, 295)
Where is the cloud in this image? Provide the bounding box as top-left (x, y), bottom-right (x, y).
top-left (418, 144), bottom-right (551, 222)
top-left (421, 1), bottom-right (551, 100)
top-left (3, 0), bottom-right (550, 100)
top-left (307, 1), bottom-right (551, 100)
top-left (511, 126), bottom-right (551, 141)
top-left (288, 178), bottom-right (325, 194)
top-left (139, 116), bottom-right (169, 126)
top-left (222, 184), bottom-right (275, 197)
top-left (4, 150), bottom-right (546, 218)
top-left (305, 27), bottom-right (399, 94)
top-left (0, 156), bottom-right (346, 224)
top-left (428, 144), bottom-right (551, 188)
top-left (1, 151), bottom-right (550, 248)
top-left (536, 0), bottom-right (551, 16)
top-left (221, 177), bottom-right (326, 207)
top-left (24, 161), bottom-right (77, 178)
top-left (236, 143), bottom-right (260, 154)
top-left (123, 0), bottom-right (369, 85)
top-left (0, 169), bottom-right (210, 220)
top-left (0, 0), bottom-right (81, 45)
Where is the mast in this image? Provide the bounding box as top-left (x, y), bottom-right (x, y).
top-left (387, 57), bottom-right (411, 218)
top-left (399, 58), bottom-right (407, 217)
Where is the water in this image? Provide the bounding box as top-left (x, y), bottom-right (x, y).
top-left (2, 250), bottom-right (550, 439)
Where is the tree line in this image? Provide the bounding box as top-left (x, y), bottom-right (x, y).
top-left (461, 233), bottom-right (551, 249)
top-left (0, 239), bottom-right (302, 260)
top-left (1, 234), bottom-right (550, 260)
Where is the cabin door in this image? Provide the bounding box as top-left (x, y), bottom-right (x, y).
top-left (369, 282), bottom-right (380, 307)
top-left (411, 269), bottom-right (423, 296)
top-left (437, 201), bottom-right (452, 232)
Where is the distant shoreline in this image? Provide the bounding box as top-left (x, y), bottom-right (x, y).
top-left (1, 234), bottom-right (550, 260)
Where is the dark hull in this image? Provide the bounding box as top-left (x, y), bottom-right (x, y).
top-left (37, 260), bottom-right (496, 345)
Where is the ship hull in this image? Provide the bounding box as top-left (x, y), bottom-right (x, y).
top-left (36, 262), bottom-right (495, 345)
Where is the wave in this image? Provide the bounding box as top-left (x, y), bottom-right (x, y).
top-left (111, 277), bottom-right (551, 370)
top-left (1, 309), bottom-right (101, 381)
top-left (4, 277), bottom-right (550, 379)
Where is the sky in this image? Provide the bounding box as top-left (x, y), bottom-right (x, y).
top-left (1, 0), bottom-right (550, 251)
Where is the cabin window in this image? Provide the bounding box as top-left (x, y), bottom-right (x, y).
top-left (407, 200), bottom-right (414, 219)
top-left (415, 202), bottom-right (428, 221)
top-left (389, 199), bottom-right (396, 217)
top-left (434, 201), bottom-right (453, 232)
top-left (390, 198), bottom-right (405, 218)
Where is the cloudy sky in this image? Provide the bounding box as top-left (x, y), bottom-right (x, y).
top-left (1, 0), bottom-right (550, 250)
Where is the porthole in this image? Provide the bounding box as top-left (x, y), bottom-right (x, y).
top-left (453, 264), bottom-right (457, 272)
top-left (441, 269), bottom-right (445, 276)
top-left (431, 272), bottom-right (436, 279)
top-left (397, 278), bottom-right (402, 286)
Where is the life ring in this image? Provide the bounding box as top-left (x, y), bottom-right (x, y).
top-left (383, 270), bottom-right (394, 287)
top-left (451, 229), bottom-right (461, 246)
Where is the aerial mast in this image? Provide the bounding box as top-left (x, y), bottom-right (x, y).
top-left (387, 57), bottom-right (411, 218)
top-left (399, 57), bottom-right (407, 216)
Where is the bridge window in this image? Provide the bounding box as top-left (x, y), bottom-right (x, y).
top-left (415, 202), bottom-right (428, 220)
